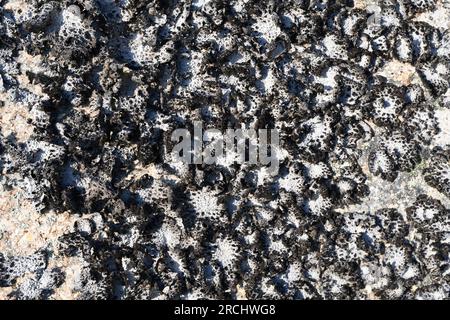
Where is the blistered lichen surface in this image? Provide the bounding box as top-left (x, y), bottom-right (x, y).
top-left (1, 0), bottom-right (450, 300)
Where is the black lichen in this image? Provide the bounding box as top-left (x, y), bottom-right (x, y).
top-left (0, 0), bottom-right (450, 300)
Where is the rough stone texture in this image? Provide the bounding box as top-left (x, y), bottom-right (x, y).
top-left (1, 0), bottom-right (450, 300)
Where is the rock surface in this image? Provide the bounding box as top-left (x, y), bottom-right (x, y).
top-left (1, 0), bottom-right (450, 300)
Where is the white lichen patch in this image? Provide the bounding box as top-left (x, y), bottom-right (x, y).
top-left (251, 12), bottom-right (281, 45)
top-left (190, 188), bottom-right (223, 219)
top-left (432, 108), bottom-right (450, 147)
top-left (415, 5), bottom-right (450, 30)
top-left (213, 237), bottom-right (240, 270)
